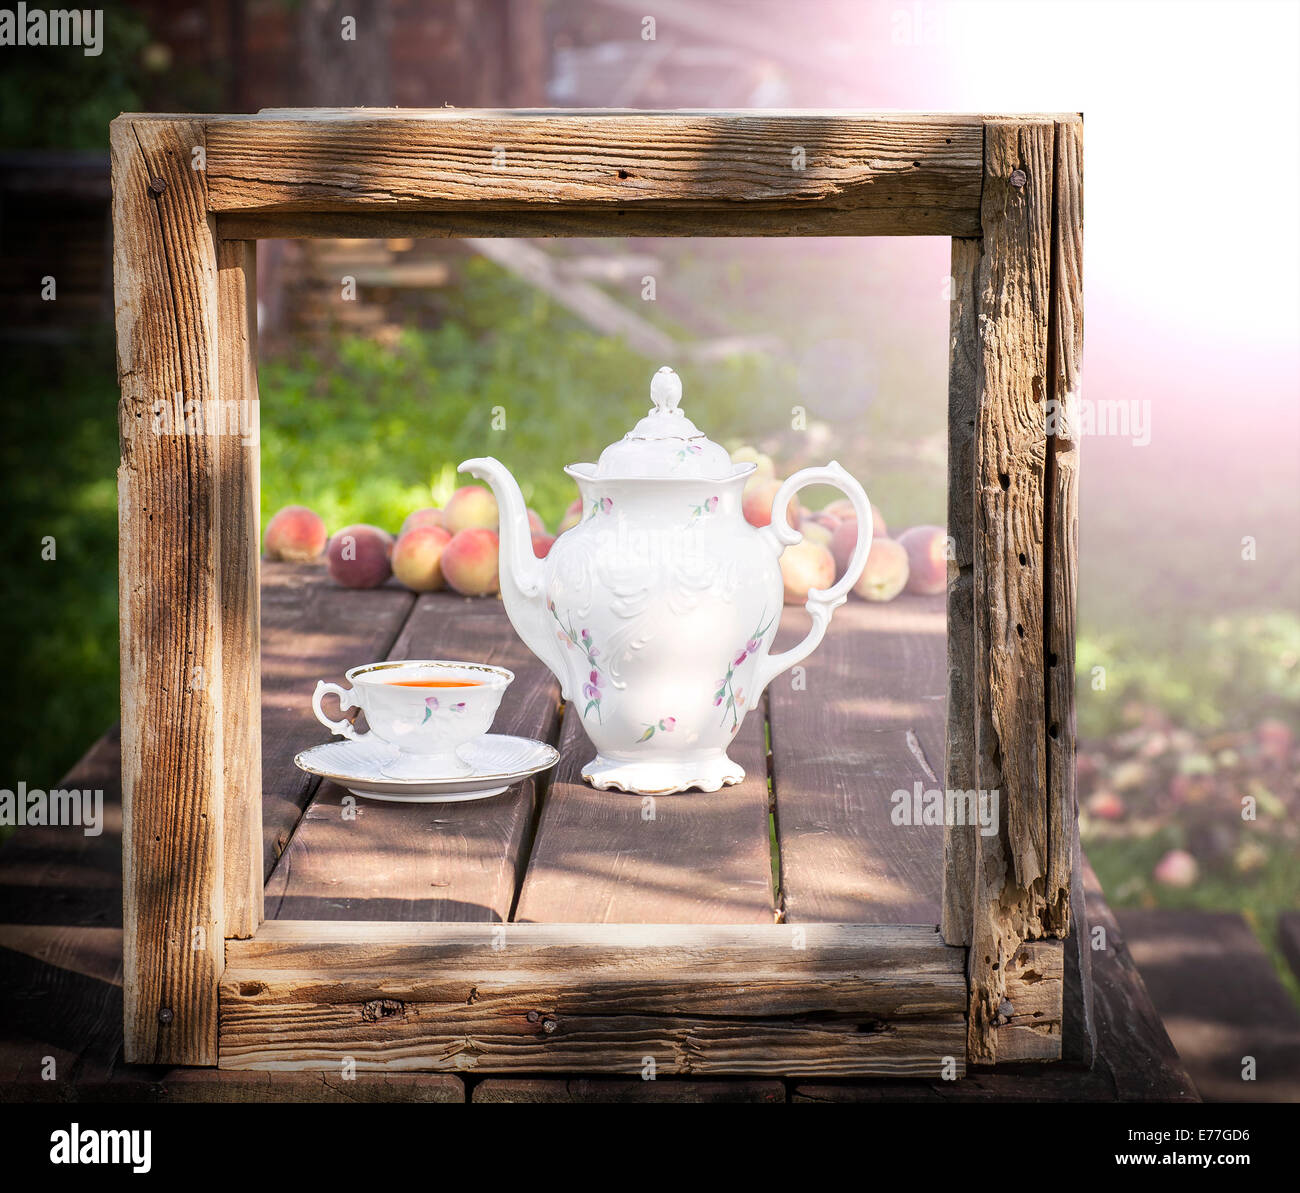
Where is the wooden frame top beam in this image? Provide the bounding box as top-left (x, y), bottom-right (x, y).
top-left (107, 110), bottom-right (1074, 236)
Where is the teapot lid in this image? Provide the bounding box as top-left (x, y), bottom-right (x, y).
top-left (592, 366), bottom-right (739, 479)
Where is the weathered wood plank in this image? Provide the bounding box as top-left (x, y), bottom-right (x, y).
top-left (992, 939), bottom-right (1063, 1062)
top-left (231, 919), bottom-right (962, 974)
top-left (1118, 910), bottom-right (1300, 1103)
top-left (941, 236), bottom-right (982, 946)
top-left (967, 120), bottom-right (1055, 1064)
top-left (513, 702), bottom-right (773, 924)
top-left (258, 564), bottom-right (414, 872)
top-left (112, 114), bottom-right (224, 1066)
top-left (222, 922), bottom-right (965, 1075)
top-left (265, 594), bottom-right (562, 922)
top-left (216, 239), bottom-right (262, 939)
top-left (200, 113), bottom-right (984, 237)
top-left (770, 595), bottom-right (947, 924)
top-left (1044, 117), bottom-right (1083, 934)
top-left (792, 861), bottom-right (1195, 1102)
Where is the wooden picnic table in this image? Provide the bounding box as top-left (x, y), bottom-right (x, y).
top-left (0, 562), bottom-right (1195, 1102)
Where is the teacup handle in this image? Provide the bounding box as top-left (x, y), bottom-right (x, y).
top-left (313, 680), bottom-right (361, 740)
top-left (753, 461), bottom-right (874, 699)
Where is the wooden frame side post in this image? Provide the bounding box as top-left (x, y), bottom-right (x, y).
top-left (941, 237), bottom-right (981, 946)
top-left (1045, 117), bottom-right (1083, 936)
top-left (113, 116), bottom-right (225, 1064)
top-left (216, 239), bottom-right (263, 939)
top-left (967, 119), bottom-right (1055, 1064)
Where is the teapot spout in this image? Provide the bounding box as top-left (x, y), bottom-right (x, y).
top-left (457, 457), bottom-right (569, 696)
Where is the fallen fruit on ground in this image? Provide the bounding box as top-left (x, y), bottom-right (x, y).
top-left (1153, 848), bottom-right (1199, 888)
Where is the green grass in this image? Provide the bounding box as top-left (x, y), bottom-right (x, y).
top-left (2, 334), bottom-right (121, 789)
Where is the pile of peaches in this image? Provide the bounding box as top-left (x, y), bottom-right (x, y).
top-left (264, 456), bottom-right (947, 606)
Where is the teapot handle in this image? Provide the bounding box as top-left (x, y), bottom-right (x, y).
top-left (752, 461), bottom-right (873, 699)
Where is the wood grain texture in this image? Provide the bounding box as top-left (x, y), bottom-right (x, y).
top-left (112, 115), bottom-right (224, 1066)
top-left (258, 564), bottom-right (414, 873)
top-left (968, 120), bottom-right (1055, 1064)
top-left (1044, 117), bottom-right (1083, 935)
top-left (992, 939), bottom-right (1063, 1062)
top-left (201, 112), bottom-right (984, 235)
top-left (216, 239), bottom-right (261, 939)
top-left (769, 595), bottom-right (947, 924)
top-left (264, 595), bottom-right (562, 922)
top-left (513, 702), bottom-right (773, 924)
top-left (941, 237), bottom-right (981, 946)
top-left (221, 922), bottom-right (965, 1076)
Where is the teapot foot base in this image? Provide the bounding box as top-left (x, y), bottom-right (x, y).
top-left (581, 752), bottom-right (745, 795)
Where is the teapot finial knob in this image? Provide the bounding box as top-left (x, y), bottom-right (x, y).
top-left (650, 365), bottom-right (682, 414)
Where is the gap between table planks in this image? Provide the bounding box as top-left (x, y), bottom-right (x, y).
top-left (263, 578), bottom-right (947, 927)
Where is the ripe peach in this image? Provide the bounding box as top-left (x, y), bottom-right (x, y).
top-left (442, 485), bottom-right (499, 534)
top-left (442, 527), bottom-right (500, 596)
top-left (780, 540), bottom-right (836, 605)
top-left (800, 517), bottom-right (835, 548)
top-left (527, 508), bottom-right (547, 536)
top-left (852, 537), bottom-right (909, 602)
top-left (264, 505), bottom-right (328, 561)
top-left (1153, 848), bottom-right (1198, 888)
top-left (1085, 790), bottom-right (1126, 821)
top-left (399, 507), bottom-right (444, 536)
top-left (532, 531), bottom-right (556, 559)
top-left (825, 499), bottom-right (887, 539)
top-left (743, 477), bottom-right (801, 529)
top-left (391, 525), bottom-right (452, 592)
top-left (897, 525), bottom-right (949, 595)
top-left (326, 524), bottom-right (393, 589)
top-left (829, 518), bottom-right (861, 578)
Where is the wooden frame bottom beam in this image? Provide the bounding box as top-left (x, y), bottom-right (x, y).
top-left (222, 923), bottom-right (970, 1077)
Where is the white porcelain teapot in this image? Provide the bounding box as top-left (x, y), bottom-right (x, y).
top-left (460, 366), bottom-right (873, 794)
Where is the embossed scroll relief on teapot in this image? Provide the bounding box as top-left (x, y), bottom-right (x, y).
top-left (461, 367), bottom-right (874, 795)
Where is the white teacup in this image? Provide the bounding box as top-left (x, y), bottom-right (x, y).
top-left (313, 660), bottom-right (513, 779)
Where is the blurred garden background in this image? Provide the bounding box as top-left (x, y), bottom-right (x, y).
top-left (1, 0), bottom-right (1297, 1003)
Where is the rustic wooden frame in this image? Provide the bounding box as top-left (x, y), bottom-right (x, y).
top-left (111, 110), bottom-right (1082, 1073)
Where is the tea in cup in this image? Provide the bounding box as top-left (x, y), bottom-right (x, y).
top-left (313, 660), bottom-right (513, 779)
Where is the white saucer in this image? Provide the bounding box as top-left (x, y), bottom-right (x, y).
top-left (293, 734), bottom-right (559, 803)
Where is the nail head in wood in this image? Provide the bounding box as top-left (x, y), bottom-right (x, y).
top-left (148, 176), bottom-right (167, 196)
top-left (157, 1007), bottom-right (174, 1024)
top-left (1009, 168), bottom-right (1027, 189)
